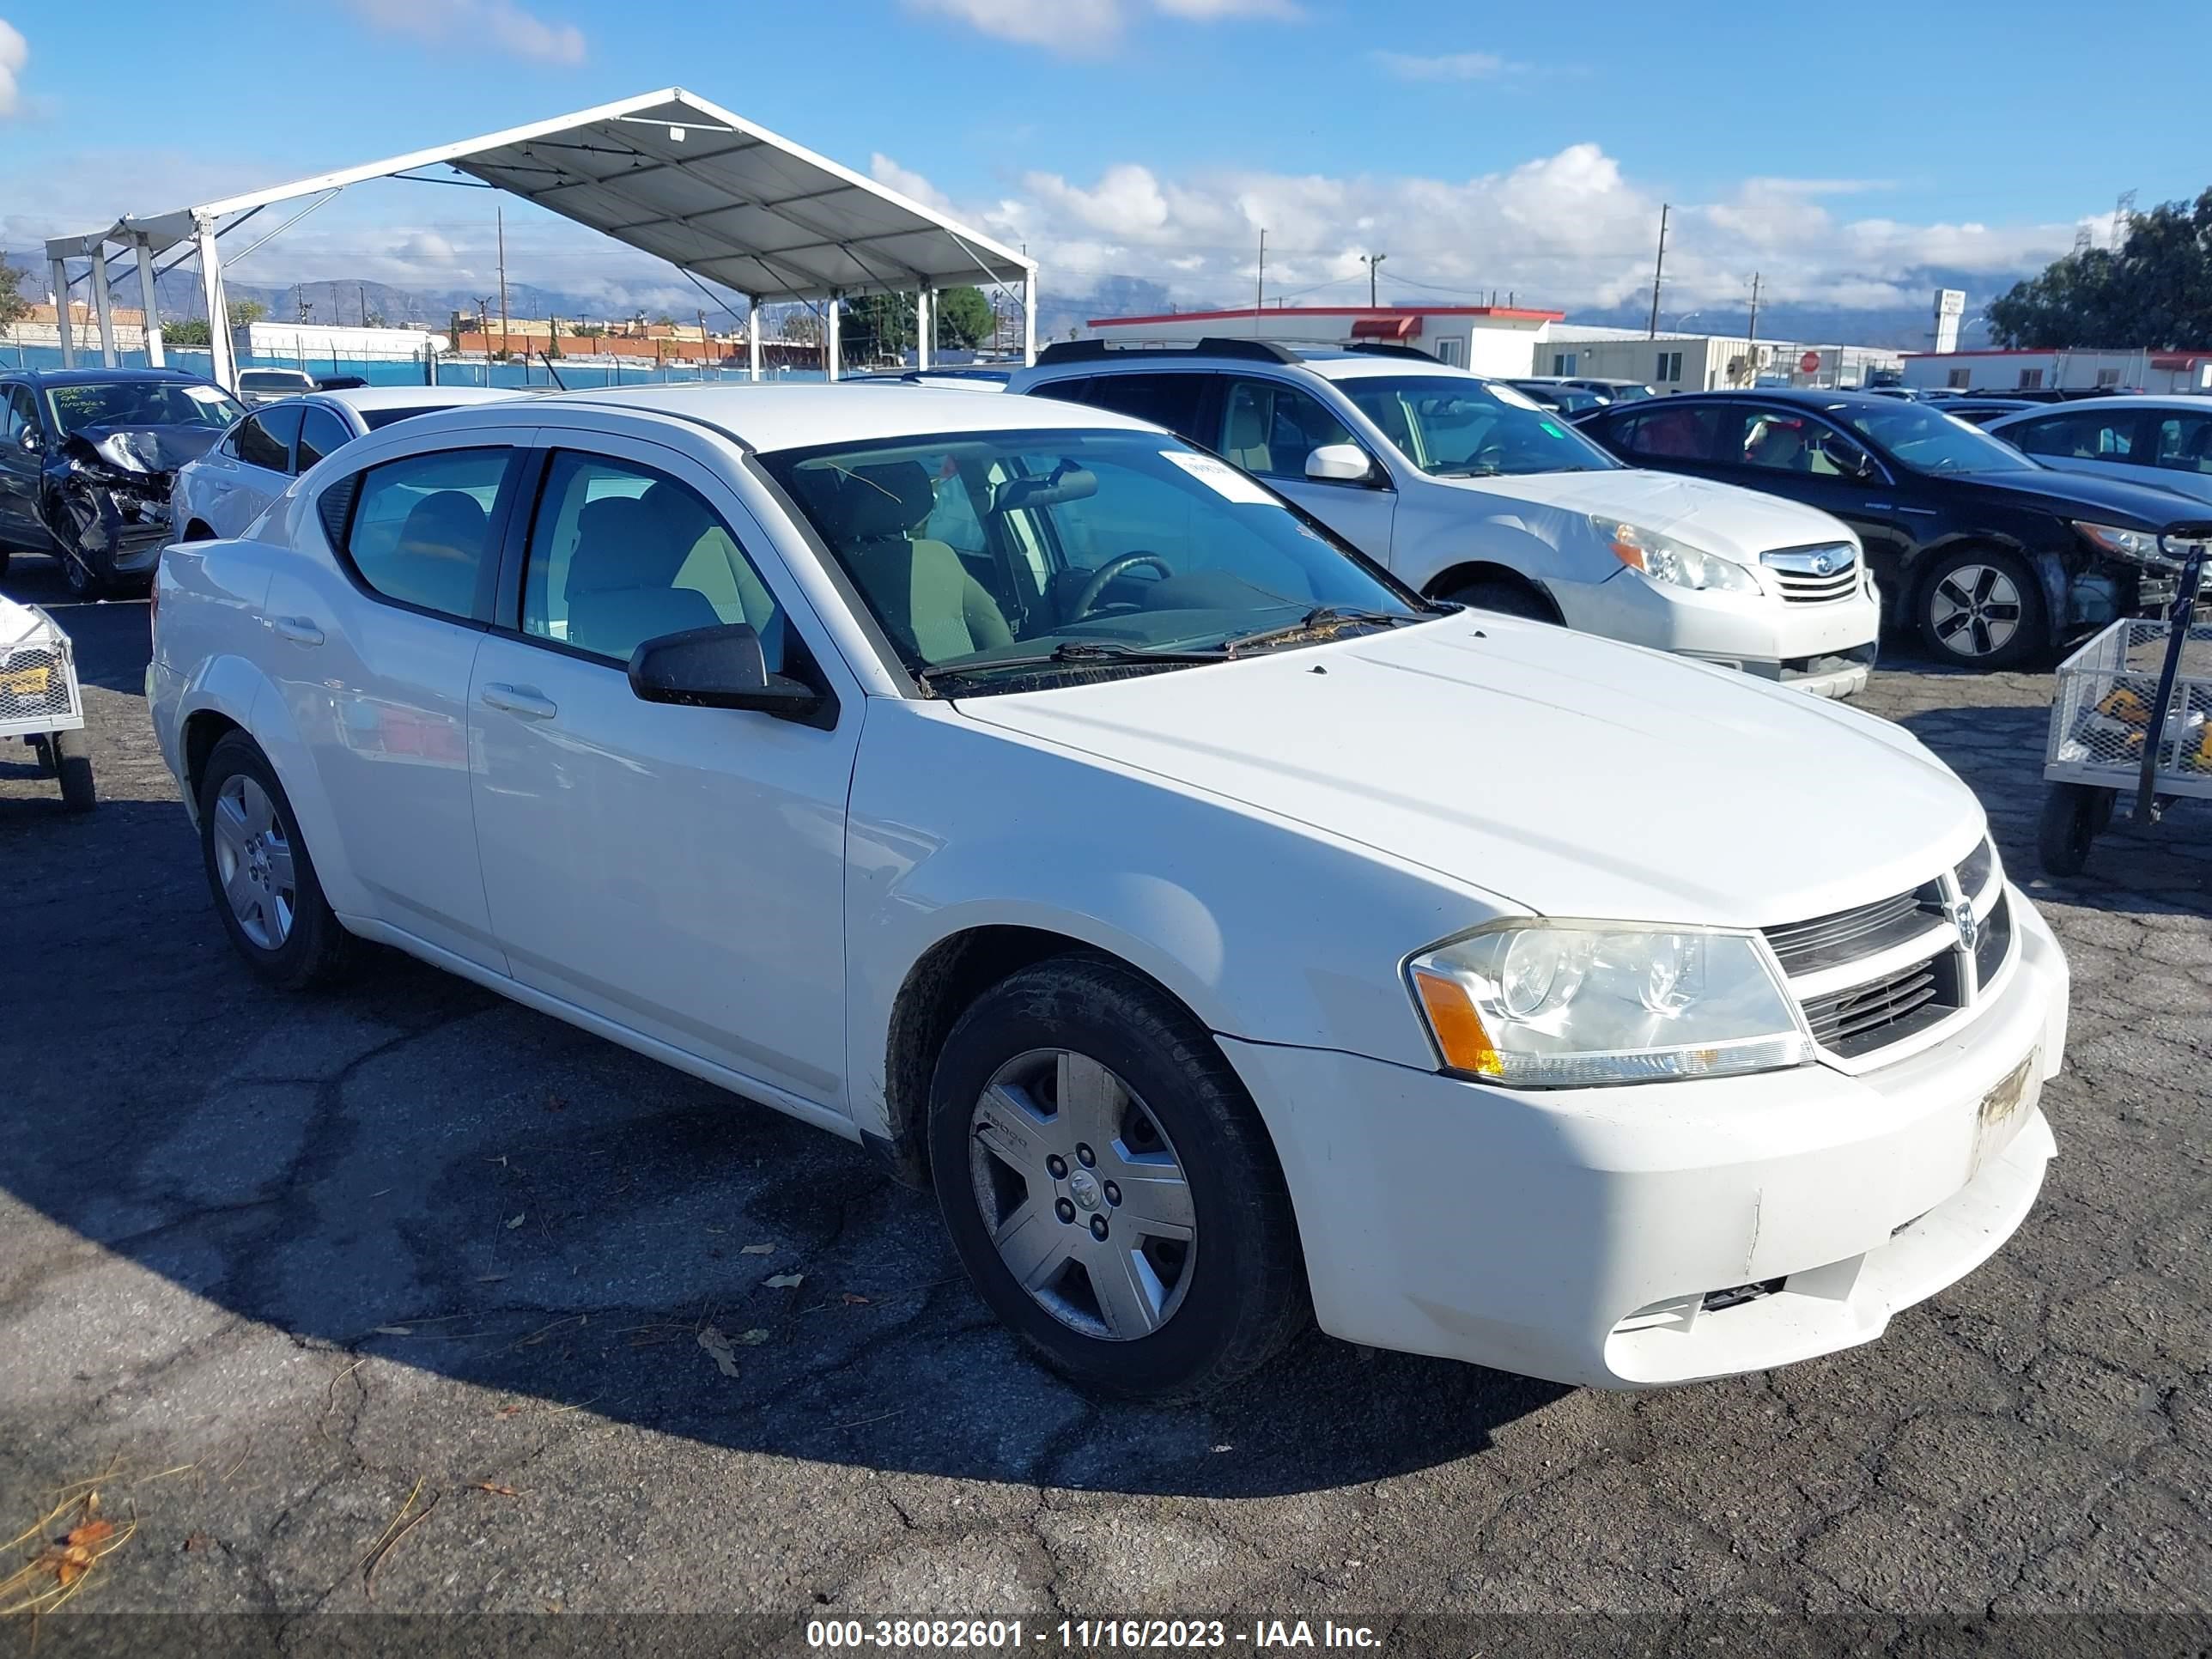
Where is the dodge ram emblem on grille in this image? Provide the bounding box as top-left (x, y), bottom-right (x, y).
top-left (1946, 898), bottom-right (1978, 953)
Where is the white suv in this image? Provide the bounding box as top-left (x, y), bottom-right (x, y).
top-left (149, 385), bottom-right (2063, 1397)
top-left (1010, 340), bottom-right (1881, 697)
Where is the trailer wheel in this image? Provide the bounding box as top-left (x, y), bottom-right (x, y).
top-left (2038, 781), bottom-right (2102, 877)
top-left (52, 727), bottom-right (95, 814)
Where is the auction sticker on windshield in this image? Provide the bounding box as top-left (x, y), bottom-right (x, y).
top-left (1489, 384), bottom-right (1547, 410)
top-left (1161, 449), bottom-right (1276, 507)
top-left (183, 386), bottom-right (232, 405)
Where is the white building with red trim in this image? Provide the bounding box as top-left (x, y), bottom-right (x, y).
top-left (1082, 304), bottom-right (1562, 377)
top-left (1899, 347), bottom-right (2212, 395)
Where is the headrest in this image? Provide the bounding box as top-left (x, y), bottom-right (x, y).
top-left (841, 461), bottom-right (935, 540)
top-left (568, 495), bottom-right (665, 595)
top-left (397, 490), bottom-right (486, 558)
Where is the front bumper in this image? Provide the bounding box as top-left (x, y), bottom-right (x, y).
top-left (1555, 568), bottom-right (1881, 698)
top-left (1221, 884), bottom-right (2068, 1389)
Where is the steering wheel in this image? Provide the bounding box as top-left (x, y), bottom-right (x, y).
top-left (1071, 551), bottom-right (1173, 620)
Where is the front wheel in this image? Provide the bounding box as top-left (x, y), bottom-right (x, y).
top-left (52, 727), bottom-right (95, 813)
top-left (2039, 781), bottom-right (2106, 877)
top-left (59, 544), bottom-right (106, 600)
top-left (1446, 577), bottom-right (1557, 623)
top-left (1917, 549), bottom-right (2045, 670)
top-left (927, 957), bottom-right (1309, 1401)
top-left (198, 732), bottom-right (355, 989)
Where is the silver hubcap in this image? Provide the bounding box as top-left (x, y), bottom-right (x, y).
top-left (211, 775), bottom-right (296, 951)
top-left (1929, 563), bottom-right (2024, 659)
top-left (968, 1048), bottom-right (1196, 1341)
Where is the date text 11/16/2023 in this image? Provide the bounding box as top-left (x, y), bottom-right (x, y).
top-left (805, 1619), bottom-right (1382, 1650)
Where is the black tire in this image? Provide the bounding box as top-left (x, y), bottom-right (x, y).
top-left (197, 731), bottom-right (355, 990)
top-left (1446, 576), bottom-right (1558, 623)
top-left (2039, 781), bottom-right (2105, 877)
top-left (1915, 547), bottom-right (2046, 670)
top-left (927, 955), bottom-right (1309, 1401)
top-left (28, 732), bottom-right (56, 777)
top-left (52, 727), bottom-right (95, 813)
top-left (59, 544), bottom-right (106, 600)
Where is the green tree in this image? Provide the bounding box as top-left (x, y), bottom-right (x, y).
top-left (227, 298), bottom-right (268, 326)
top-left (934, 285), bottom-right (994, 350)
top-left (0, 261), bottom-right (29, 337)
top-left (839, 291), bottom-right (915, 363)
top-left (161, 318), bottom-right (214, 346)
top-left (1987, 189), bottom-right (2212, 349)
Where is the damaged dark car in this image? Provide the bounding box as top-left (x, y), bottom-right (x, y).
top-left (0, 369), bottom-right (246, 596)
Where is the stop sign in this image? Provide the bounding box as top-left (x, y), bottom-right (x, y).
top-left (1799, 350), bottom-right (1822, 374)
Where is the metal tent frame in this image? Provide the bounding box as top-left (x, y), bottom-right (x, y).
top-left (43, 87), bottom-right (1038, 390)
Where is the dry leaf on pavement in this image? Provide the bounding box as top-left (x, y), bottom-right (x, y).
top-left (764, 1273), bottom-right (805, 1289)
top-left (697, 1325), bottom-right (740, 1377)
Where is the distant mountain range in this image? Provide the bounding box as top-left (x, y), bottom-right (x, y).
top-left (8, 252), bottom-right (2017, 355)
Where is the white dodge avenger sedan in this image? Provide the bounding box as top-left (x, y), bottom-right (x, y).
top-left (149, 386), bottom-right (2068, 1398)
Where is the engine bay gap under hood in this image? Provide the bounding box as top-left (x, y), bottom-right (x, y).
top-left (956, 615), bottom-right (1983, 929)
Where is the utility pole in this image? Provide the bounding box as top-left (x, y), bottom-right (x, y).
top-left (1747, 271), bottom-right (1761, 345)
top-left (1255, 228), bottom-right (1267, 327)
top-left (495, 204), bottom-right (510, 363)
top-left (1361, 252), bottom-right (1387, 307)
top-left (1647, 203), bottom-right (1670, 339)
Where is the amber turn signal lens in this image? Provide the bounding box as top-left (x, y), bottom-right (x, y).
top-left (1411, 968), bottom-right (1504, 1078)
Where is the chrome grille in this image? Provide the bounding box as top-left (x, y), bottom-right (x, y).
top-left (0, 643), bottom-right (75, 724)
top-left (1762, 880), bottom-right (1943, 975)
top-left (1801, 952), bottom-right (1961, 1057)
top-left (1762, 543), bottom-right (1860, 605)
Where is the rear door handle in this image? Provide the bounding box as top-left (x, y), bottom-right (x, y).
top-left (481, 683), bottom-right (557, 721)
top-left (271, 616), bottom-right (323, 646)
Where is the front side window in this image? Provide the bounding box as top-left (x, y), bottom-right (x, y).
top-left (2152, 415), bottom-right (2212, 476)
top-left (1218, 379), bottom-right (1357, 479)
top-left (0, 385), bottom-right (32, 443)
top-left (521, 452), bottom-right (784, 668)
top-left (1838, 401), bottom-right (2036, 473)
top-left (762, 428), bottom-right (1427, 686)
top-left (235, 407), bottom-right (301, 472)
top-left (296, 405), bottom-right (352, 471)
top-left (1729, 410), bottom-right (1869, 477)
top-left (46, 380), bottom-right (244, 434)
top-left (1613, 404), bottom-right (1719, 461)
top-left (1340, 375), bottom-right (1617, 477)
top-left (343, 447), bottom-right (509, 620)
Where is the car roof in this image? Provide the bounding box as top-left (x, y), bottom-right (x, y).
top-left (1636, 387), bottom-right (1899, 413)
top-left (5, 367), bottom-right (213, 387)
top-left (530, 382), bottom-right (1166, 450)
top-left (1018, 342), bottom-right (1469, 385)
top-left (319, 385), bottom-right (528, 413)
top-left (1987, 393), bottom-right (2209, 415)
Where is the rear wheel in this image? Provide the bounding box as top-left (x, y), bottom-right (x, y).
top-left (1446, 576), bottom-right (1558, 623)
top-left (1917, 548), bottom-right (2045, 670)
top-left (52, 728), bottom-right (94, 813)
top-left (198, 732), bottom-right (354, 989)
top-left (927, 956), bottom-right (1308, 1401)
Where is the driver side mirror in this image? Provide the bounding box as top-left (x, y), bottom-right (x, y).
top-left (1306, 443), bottom-right (1382, 487)
top-left (17, 426), bottom-right (41, 454)
top-left (628, 623), bottom-right (834, 729)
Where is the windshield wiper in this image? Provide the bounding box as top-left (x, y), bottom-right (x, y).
top-left (1214, 605), bottom-right (1426, 653)
top-left (915, 639), bottom-right (1231, 688)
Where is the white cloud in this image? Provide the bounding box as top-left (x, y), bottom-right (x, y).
top-left (906, 0), bottom-right (1296, 54)
top-left (0, 18), bottom-right (27, 118)
top-left (878, 148), bottom-right (2088, 320)
top-left (345, 0), bottom-right (585, 64)
top-left (905, 0), bottom-right (1122, 52)
top-left (1370, 49), bottom-right (1521, 81)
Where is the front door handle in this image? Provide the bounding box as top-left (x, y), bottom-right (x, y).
top-left (481, 683), bottom-right (557, 721)
top-left (271, 616), bottom-right (323, 646)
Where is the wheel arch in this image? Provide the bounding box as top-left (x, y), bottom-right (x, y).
top-left (1422, 559), bottom-right (1565, 622)
top-left (1909, 534), bottom-right (2063, 648)
top-left (871, 922), bottom-right (1229, 1189)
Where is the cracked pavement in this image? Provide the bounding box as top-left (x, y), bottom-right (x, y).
top-left (2, 554), bottom-right (2208, 1637)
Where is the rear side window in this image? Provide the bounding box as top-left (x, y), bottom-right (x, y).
top-left (296, 406), bottom-right (351, 471)
top-left (340, 448), bottom-right (510, 621)
top-left (1079, 373), bottom-right (1212, 445)
top-left (1616, 404), bottom-right (1722, 461)
top-left (235, 408), bottom-right (300, 471)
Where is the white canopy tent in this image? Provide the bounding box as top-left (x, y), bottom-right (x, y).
top-left (44, 87), bottom-right (1038, 390)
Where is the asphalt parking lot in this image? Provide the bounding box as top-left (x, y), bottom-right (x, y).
top-left (3, 550), bottom-right (2209, 1644)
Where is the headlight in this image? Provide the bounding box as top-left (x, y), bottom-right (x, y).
top-left (1591, 516), bottom-right (1763, 594)
top-left (2074, 520), bottom-right (2202, 567)
top-left (1406, 921), bottom-right (1810, 1088)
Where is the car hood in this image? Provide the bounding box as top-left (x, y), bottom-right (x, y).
top-left (55, 422), bottom-right (224, 479)
top-left (1954, 464), bottom-right (2210, 527)
top-left (957, 615), bottom-right (1980, 928)
top-left (1429, 466), bottom-right (1854, 559)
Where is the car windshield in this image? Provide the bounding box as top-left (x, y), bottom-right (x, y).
top-left (46, 380), bottom-right (245, 434)
top-left (239, 370), bottom-right (313, 392)
top-left (763, 428), bottom-right (1432, 688)
top-left (1838, 401), bottom-right (2038, 474)
top-left (1336, 375), bottom-right (1620, 477)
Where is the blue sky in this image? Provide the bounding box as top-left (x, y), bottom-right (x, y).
top-left (3, 0), bottom-right (2206, 319)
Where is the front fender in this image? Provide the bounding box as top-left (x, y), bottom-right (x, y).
top-left (842, 700), bottom-right (1487, 1142)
